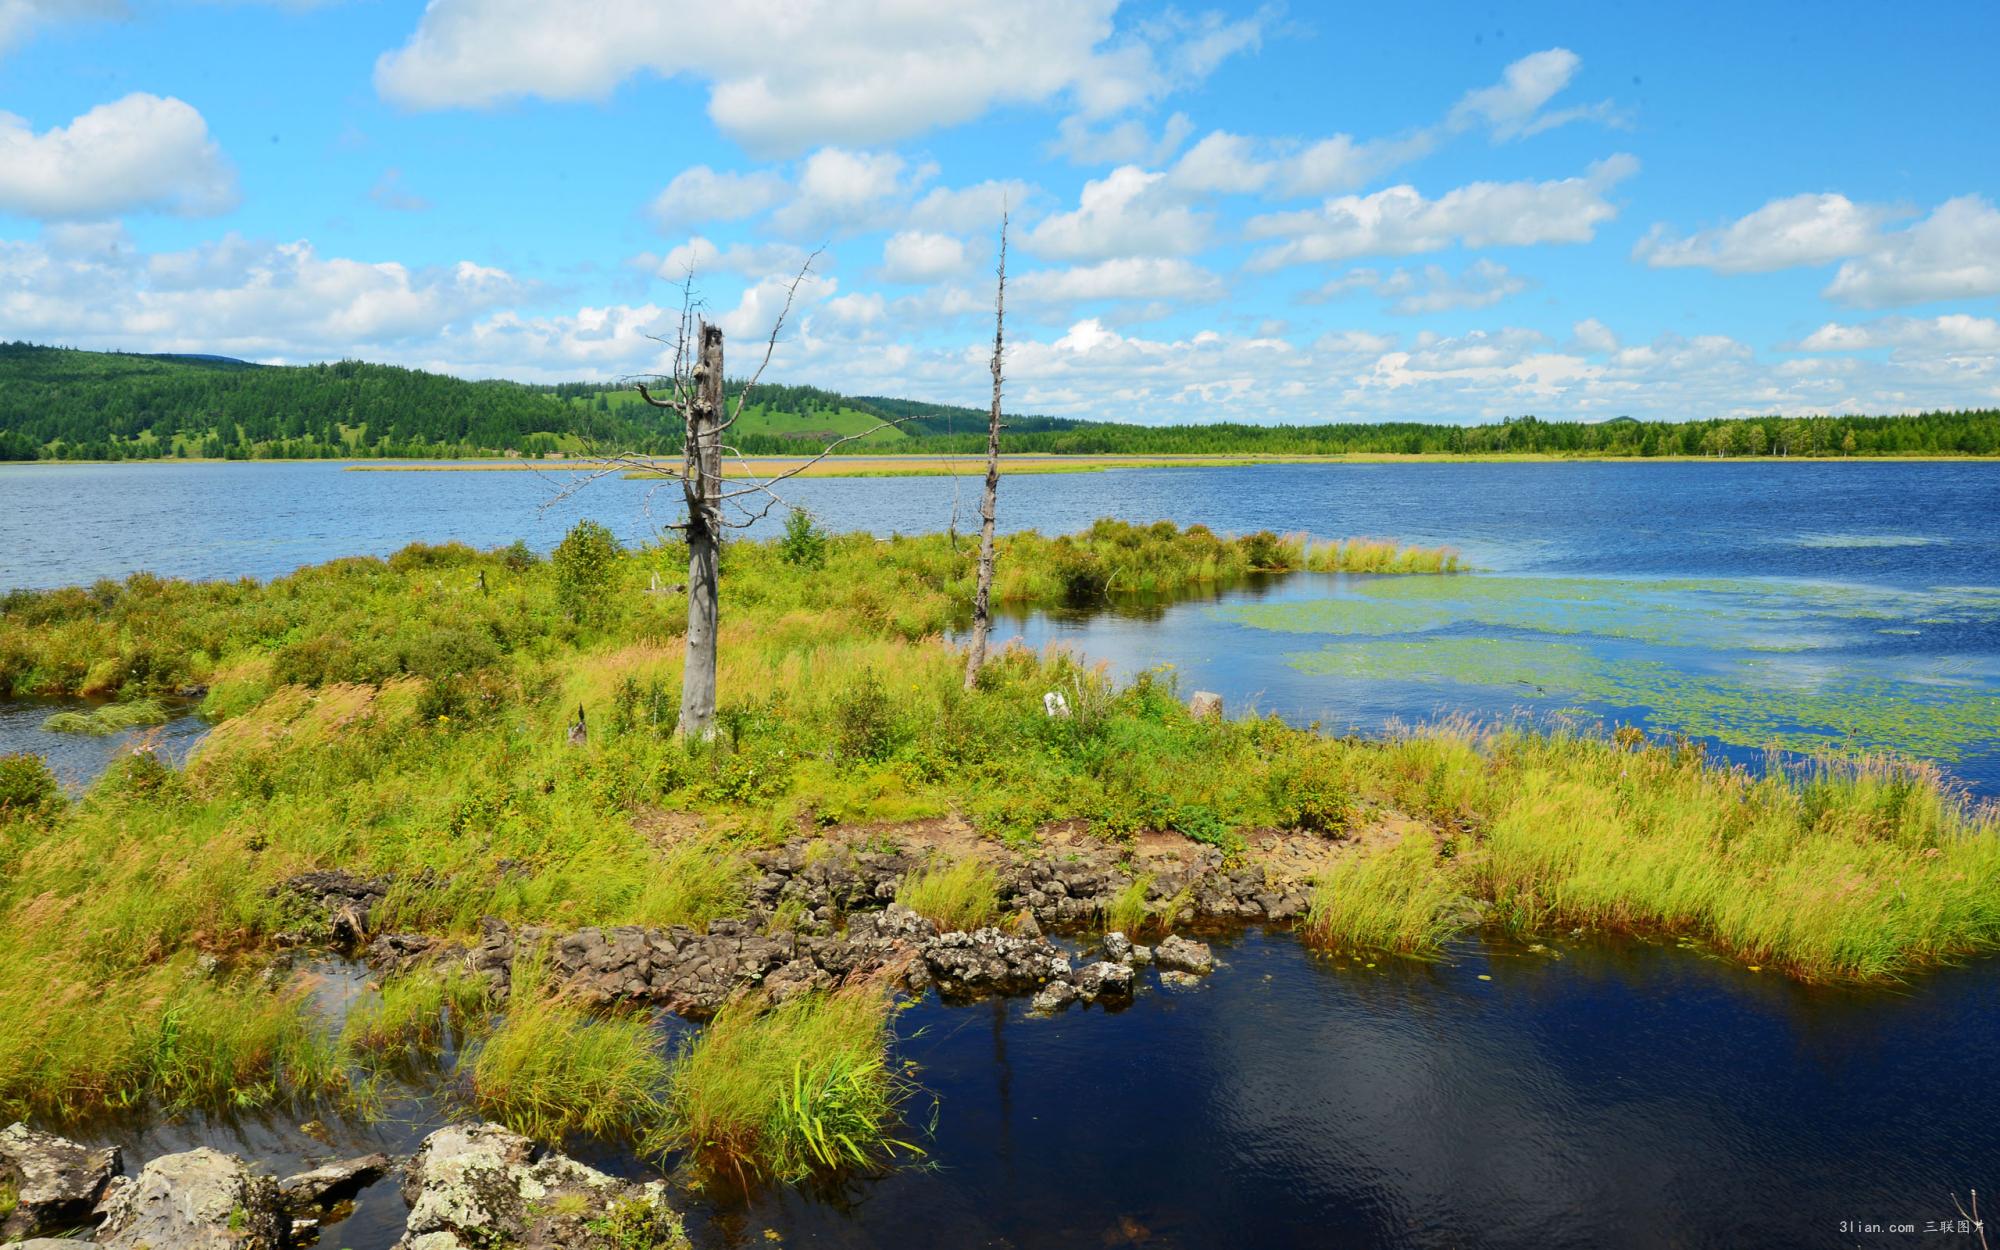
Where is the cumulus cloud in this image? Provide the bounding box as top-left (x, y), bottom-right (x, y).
top-left (645, 236), bottom-right (811, 282)
top-left (1444, 48), bottom-right (1616, 140)
top-left (1311, 259), bottom-right (1528, 314)
top-left (375, 1), bottom-right (1255, 156)
top-left (0, 94), bottom-right (237, 220)
top-left (1024, 165), bottom-right (1209, 260)
top-left (1247, 155), bottom-right (1638, 269)
top-left (879, 231), bottom-right (973, 283)
top-left (1795, 314), bottom-right (2000, 354)
top-left (1633, 193), bottom-right (1905, 274)
top-left (1049, 111), bottom-right (1194, 167)
top-left (1010, 257), bottom-right (1223, 306)
top-left (906, 179), bottom-right (1037, 234)
top-left (769, 147), bottom-right (930, 236)
top-left (647, 166), bottom-right (788, 232)
top-left (0, 231), bottom-right (523, 357)
top-left (1822, 195), bottom-right (2000, 307)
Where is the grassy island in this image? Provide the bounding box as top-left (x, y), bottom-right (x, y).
top-left (0, 517), bottom-right (1994, 1181)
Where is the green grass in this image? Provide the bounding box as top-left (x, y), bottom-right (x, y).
top-left (662, 986), bottom-right (919, 1185)
top-left (0, 517), bottom-right (1994, 1125)
top-left (1304, 832), bottom-right (1469, 957)
top-left (467, 956), bottom-right (668, 1142)
top-left (340, 966), bottom-right (489, 1056)
top-left (894, 859), bottom-right (999, 931)
top-left (40, 697), bottom-right (170, 735)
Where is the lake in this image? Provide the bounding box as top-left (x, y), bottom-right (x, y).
top-left (5, 458), bottom-right (1998, 794)
top-left (4, 458), bottom-right (1999, 1249)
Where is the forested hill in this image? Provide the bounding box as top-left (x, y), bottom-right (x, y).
top-left (2, 342), bottom-right (1997, 461)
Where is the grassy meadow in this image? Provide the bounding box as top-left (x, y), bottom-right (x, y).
top-left (0, 515), bottom-right (1994, 1182)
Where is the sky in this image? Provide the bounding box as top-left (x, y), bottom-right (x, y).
top-left (2, 1), bottom-right (1997, 425)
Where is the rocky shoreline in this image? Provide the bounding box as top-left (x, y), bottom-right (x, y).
top-left (0, 831), bottom-right (1318, 1247)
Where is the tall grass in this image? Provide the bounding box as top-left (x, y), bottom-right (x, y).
top-left (1304, 832), bottom-right (1469, 956)
top-left (41, 698), bottom-right (170, 735)
top-left (466, 956), bottom-right (667, 1142)
top-left (662, 986), bottom-right (919, 1185)
top-left (1305, 538), bottom-right (1463, 574)
top-left (340, 966), bottom-right (489, 1056)
top-left (895, 859), bottom-right (999, 931)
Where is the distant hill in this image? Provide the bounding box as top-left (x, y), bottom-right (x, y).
top-left (2, 342), bottom-right (1995, 461)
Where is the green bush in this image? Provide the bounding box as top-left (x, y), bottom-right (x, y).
top-left (779, 510), bottom-right (829, 569)
top-left (0, 753), bottom-right (61, 821)
top-left (552, 521), bottom-right (622, 624)
top-left (832, 671), bottom-right (900, 763)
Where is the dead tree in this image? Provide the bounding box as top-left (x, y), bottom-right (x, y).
top-left (962, 213), bottom-right (1007, 691)
top-left (549, 252), bottom-right (921, 742)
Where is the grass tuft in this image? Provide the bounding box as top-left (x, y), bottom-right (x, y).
top-left (895, 859), bottom-right (998, 931)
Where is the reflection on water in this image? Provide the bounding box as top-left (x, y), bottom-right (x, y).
top-left (71, 932), bottom-right (2000, 1250)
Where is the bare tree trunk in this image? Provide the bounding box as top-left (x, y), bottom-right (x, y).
top-left (681, 321), bottom-right (725, 739)
top-left (963, 215), bottom-right (1007, 691)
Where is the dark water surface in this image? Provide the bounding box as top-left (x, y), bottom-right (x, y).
top-left (99, 929), bottom-right (2000, 1250)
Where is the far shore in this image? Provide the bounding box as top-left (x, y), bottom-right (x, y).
top-left (2, 452), bottom-right (1995, 475)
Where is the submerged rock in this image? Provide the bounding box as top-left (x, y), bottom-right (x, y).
top-left (1155, 935), bottom-right (1216, 975)
top-left (1029, 980), bottom-right (1078, 1014)
top-left (96, 1147), bottom-right (288, 1250)
top-left (0, 1122), bottom-right (120, 1240)
top-left (395, 1122), bottom-right (688, 1250)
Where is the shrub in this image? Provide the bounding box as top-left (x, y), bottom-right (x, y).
top-left (832, 671), bottom-right (900, 763)
top-left (0, 753), bottom-right (61, 821)
top-left (778, 510), bottom-right (829, 569)
top-left (553, 521), bottom-right (622, 624)
top-left (1272, 747), bottom-right (1353, 835)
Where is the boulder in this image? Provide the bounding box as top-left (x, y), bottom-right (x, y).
top-left (96, 1147), bottom-right (288, 1250)
top-left (0, 1122), bottom-right (119, 1240)
top-left (279, 1152), bottom-right (393, 1210)
top-left (395, 1123), bottom-right (687, 1250)
top-left (1155, 935), bottom-right (1215, 975)
top-left (922, 928), bottom-right (1071, 997)
top-left (1101, 931), bottom-right (1133, 962)
top-left (1189, 691), bottom-right (1224, 719)
top-left (1073, 960), bottom-right (1136, 1002)
top-left (1029, 981), bottom-right (1078, 1014)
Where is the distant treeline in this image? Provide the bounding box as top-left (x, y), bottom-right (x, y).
top-left (3, 342), bottom-right (1996, 461)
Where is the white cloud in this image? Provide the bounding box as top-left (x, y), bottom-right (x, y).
top-left (1823, 195), bottom-right (2000, 307)
top-left (879, 231), bottom-right (973, 283)
top-left (1010, 257), bottom-right (1223, 306)
top-left (1796, 314), bottom-right (2000, 354)
top-left (1248, 155), bottom-right (1638, 268)
top-left (0, 0), bottom-right (122, 57)
top-left (0, 94), bottom-right (237, 220)
top-left (1024, 165), bottom-right (1208, 261)
top-left (646, 236), bottom-right (811, 282)
top-left (1445, 48), bottom-right (1615, 140)
top-left (0, 231), bottom-right (523, 357)
top-left (907, 180), bottom-right (1036, 234)
top-left (1634, 193), bottom-right (1904, 274)
top-left (1311, 259), bottom-right (1527, 314)
top-left (769, 147), bottom-right (928, 236)
top-left (1570, 317), bottom-right (1619, 354)
top-left (647, 166), bottom-right (787, 232)
top-left (375, 1), bottom-right (1255, 156)
top-left (1049, 111), bottom-right (1194, 167)
top-left (1164, 49), bottom-right (1618, 200)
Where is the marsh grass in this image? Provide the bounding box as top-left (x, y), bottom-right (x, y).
top-left (467, 956), bottom-right (667, 1143)
top-left (662, 985), bottom-right (919, 1185)
top-left (895, 859), bottom-right (999, 931)
top-left (41, 698), bottom-right (170, 735)
top-left (1304, 832), bottom-right (1470, 956)
top-left (341, 967), bottom-right (489, 1057)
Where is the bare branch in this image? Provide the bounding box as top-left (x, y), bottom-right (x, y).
top-left (712, 413), bottom-right (924, 509)
top-left (719, 246), bottom-right (825, 433)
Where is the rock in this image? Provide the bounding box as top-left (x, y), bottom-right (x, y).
top-left (1009, 909), bottom-right (1043, 939)
top-left (922, 928), bottom-right (1071, 997)
top-left (279, 1152), bottom-right (393, 1210)
top-left (763, 957), bottom-right (832, 1005)
top-left (1189, 690), bottom-right (1224, 719)
top-left (0, 1123), bottom-right (120, 1240)
top-left (279, 870), bottom-right (391, 946)
top-left (96, 1147), bottom-right (288, 1250)
top-left (1159, 970), bottom-right (1204, 990)
top-left (1101, 931), bottom-right (1133, 962)
top-left (9, 1240), bottom-right (97, 1248)
top-left (1155, 935), bottom-right (1215, 975)
top-left (1073, 960), bottom-right (1135, 1002)
top-left (395, 1123), bottom-right (688, 1250)
top-left (1129, 944), bottom-right (1154, 965)
top-left (1029, 981), bottom-right (1077, 1014)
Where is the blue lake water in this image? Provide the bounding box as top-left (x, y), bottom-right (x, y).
top-left (5, 459), bottom-right (1999, 1247)
top-left (5, 458), bottom-right (1997, 793)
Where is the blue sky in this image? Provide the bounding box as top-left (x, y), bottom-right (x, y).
top-left (2, 1), bottom-right (1997, 423)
